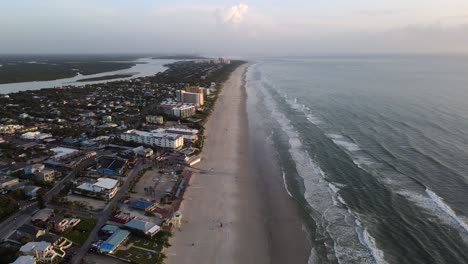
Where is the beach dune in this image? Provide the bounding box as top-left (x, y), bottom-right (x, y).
top-left (167, 64), bottom-right (310, 264)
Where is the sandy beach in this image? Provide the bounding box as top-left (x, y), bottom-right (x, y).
top-left (166, 64), bottom-right (310, 264)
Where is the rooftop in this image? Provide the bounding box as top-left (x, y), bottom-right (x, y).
top-left (99, 157), bottom-right (127, 171)
top-left (94, 178), bottom-right (119, 189)
top-left (124, 129), bottom-right (181, 140)
top-left (78, 177), bottom-right (118, 192)
top-left (11, 256), bottom-right (36, 264)
top-left (20, 241), bottom-right (51, 252)
top-left (50, 147), bottom-right (78, 159)
top-left (31, 208), bottom-right (54, 222)
top-left (99, 229), bottom-right (130, 253)
top-left (128, 199), bottom-right (154, 211)
top-left (125, 218), bottom-right (160, 234)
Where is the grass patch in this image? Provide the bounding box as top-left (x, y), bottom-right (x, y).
top-left (127, 236), bottom-right (158, 251)
top-left (62, 217), bottom-right (97, 246)
top-left (115, 247), bottom-right (164, 264)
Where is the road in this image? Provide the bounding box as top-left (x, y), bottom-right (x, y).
top-left (0, 158), bottom-right (94, 241)
top-left (70, 159), bottom-right (145, 264)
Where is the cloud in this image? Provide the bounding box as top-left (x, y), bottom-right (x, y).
top-left (216, 4), bottom-right (249, 26)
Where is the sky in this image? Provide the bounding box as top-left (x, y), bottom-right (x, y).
top-left (1, 0), bottom-right (468, 55)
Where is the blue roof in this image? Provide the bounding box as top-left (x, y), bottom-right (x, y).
top-left (99, 229), bottom-right (130, 253)
top-left (43, 160), bottom-right (61, 166)
top-left (128, 199), bottom-right (153, 210)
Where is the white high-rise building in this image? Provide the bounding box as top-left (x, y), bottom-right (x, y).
top-left (121, 130), bottom-right (184, 149)
top-left (176, 90), bottom-right (204, 106)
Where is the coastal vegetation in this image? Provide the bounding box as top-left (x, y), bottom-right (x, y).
top-left (152, 55), bottom-right (208, 60)
top-left (76, 73), bottom-right (135, 82)
top-left (0, 55), bottom-right (137, 84)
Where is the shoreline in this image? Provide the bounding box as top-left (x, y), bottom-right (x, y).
top-left (166, 63), bottom-right (311, 263)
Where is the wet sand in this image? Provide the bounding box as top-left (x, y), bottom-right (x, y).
top-left (166, 63), bottom-right (310, 264)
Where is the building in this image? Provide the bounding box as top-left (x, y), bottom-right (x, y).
top-left (0, 175), bottom-right (19, 189)
top-left (145, 115), bottom-right (164, 124)
top-left (172, 104), bottom-right (197, 119)
top-left (133, 146), bottom-right (153, 158)
top-left (34, 169), bottom-right (56, 183)
top-left (152, 127), bottom-right (199, 143)
top-left (31, 208), bottom-right (55, 224)
top-left (128, 199), bottom-right (155, 212)
top-left (176, 90), bottom-right (204, 106)
top-left (11, 256), bottom-right (36, 264)
top-left (121, 130), bottom-right (184, 149)
top-left (19, 113), bottom-right (32, 119)
top-left (159, 101), bottom-right (196, 119)
top-left (184, 85), bottom-right (203, 94)
top-left (24, 164), bottom-right (45, 175)
top-left (19, 241), bottom-right (62, 262)
top-left (102, 116), bottom-right (112, 122)
top-left (8, 224), bottom-right (46, 244)
top-left (74, 178), bottom-right (119, 200)
top-left (24, 186), bottom-right (41, 198)
top-left (124, 218), bottom-right (161, 237)
top-left (96, 157), bottom-right (127, 176)
top-left (111, 213), bottom-right (133, 224)
top-left (0, 124), bottom-right (24, 134)
top-left (21, 132), bottom-right (52, 140)
top-left (99, 228), bottom-right (130, 254)
top-left (185, 86), bottom-right (210, 99)
top-left (53, 218), bottom-right (81, 233)
top-left (49, 147), bottom-right (79, 161)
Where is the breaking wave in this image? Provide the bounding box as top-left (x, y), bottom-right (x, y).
top-left (426, 189), bottom-right (468, 232)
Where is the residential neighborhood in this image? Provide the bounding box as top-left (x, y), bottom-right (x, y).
top-left (0, 59), bottom-right (242, 264)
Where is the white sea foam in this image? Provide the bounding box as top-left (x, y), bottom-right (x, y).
top-left (281, 168), bottom-right (294, 198)
top-left (363, 229), bottom-right (388, 264)
top-left (253, 69), bottom-right (378, 264)
top-left (325, 133), bottom-right (361, 152)
top-left (325, 134), bottom-right (377, 169)
top-left (388, 185), bottom-right (468, 245)
top-left (426, 189), bottom-right (468, 232)
top-left (306, 113), bottom-right (322, 125)
top-left (284, 94), bottom-right (322, 125)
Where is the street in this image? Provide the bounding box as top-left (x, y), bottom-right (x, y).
top-left (70, 159), bottom-right (144, 264)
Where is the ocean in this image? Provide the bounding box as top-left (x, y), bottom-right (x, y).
top-left (245, 55), bottom-right (468, 264)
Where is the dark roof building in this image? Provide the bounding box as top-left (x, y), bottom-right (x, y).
top-left (96, 157), bottom-right (127, 176)
top-left (128, 199), bottom-right (155, 211)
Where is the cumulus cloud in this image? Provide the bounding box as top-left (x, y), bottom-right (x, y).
top-left (216, 4), bottom-right (249, 26)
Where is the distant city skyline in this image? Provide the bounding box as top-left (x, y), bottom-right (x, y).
top-left (2, 0), bottom-right (468, 55)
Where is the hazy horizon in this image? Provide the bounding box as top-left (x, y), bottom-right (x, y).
top-left (2, 0), bottom-right (468, 55)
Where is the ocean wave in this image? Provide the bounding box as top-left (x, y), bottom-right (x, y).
top-left (426, 189), bottom-right (468, 232)
top-left (252, 68), bottom-right (378, 264)
top-left (283, 94), bottom-right (323, 125)
top-left (325, 133), bottom-right (377, 169)
top-left (281, 168), bottom-right (294, 198)
top-left (363, 229), bottom-right (388, 264)
top-left (326, 133), bottom-right (361, 152)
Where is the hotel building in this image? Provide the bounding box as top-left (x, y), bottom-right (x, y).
top-left (120, 130), bottom-right (184, 149)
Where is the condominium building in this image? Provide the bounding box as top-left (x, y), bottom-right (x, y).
top-left (185, 86), bottom-right (210, 99)
top-left (176, 90), bottom-right (204, 106)
top-left (145, 115), bottom-right (164, 124)
top-left (152, 127), bottom-right (199, 143)
top-left (120, 130), bottom-right (184, 149)
top-left (159, 102), bottom-right (196, 119)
